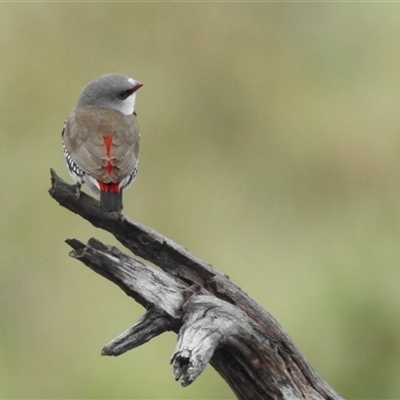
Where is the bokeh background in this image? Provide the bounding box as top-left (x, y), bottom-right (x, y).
top-left (1, 3), bottom-right (400, 399)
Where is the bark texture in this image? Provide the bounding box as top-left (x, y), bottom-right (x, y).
top-left (49, 169), bottom-right (343, 400)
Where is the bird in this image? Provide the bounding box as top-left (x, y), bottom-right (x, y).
top-left (62, 73), bottom-right (143, 212)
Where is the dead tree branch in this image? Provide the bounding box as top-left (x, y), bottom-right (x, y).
top-left (49, 169), bottom-right (343, 400)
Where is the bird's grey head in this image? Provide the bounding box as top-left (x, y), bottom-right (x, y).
top-left (77, 73), bottom-right (143, 115)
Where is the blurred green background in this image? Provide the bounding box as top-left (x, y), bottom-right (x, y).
top-left (1, 3), bottom-right (400, 399)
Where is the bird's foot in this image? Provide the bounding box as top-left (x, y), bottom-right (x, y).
top-left (72, 183), bottom-right (81, 200)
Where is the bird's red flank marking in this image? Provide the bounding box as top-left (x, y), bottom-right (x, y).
top-left (103, 134), bottom-right (113, 175)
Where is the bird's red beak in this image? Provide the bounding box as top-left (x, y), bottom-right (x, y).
top-left (129, 78), bottom-right (143, 93)
top-left (133, 82), bottom-right (143, 92)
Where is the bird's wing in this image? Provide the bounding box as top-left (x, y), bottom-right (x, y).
top-left (63, 106), bottom-right (139, 183)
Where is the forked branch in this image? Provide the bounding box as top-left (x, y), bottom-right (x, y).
top-left (49, 169), bottom-right (343, 400)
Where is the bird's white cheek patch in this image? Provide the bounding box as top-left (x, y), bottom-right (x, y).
top-left (120, 94), bottom-right (136, 116)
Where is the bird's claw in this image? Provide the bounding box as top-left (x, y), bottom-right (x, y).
top-left (72, 183), bottom-right (81, 200)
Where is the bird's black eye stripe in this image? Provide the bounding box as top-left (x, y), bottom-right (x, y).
top-left (118, 89), bottom-right (134, 100)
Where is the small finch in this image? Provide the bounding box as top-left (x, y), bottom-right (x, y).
top-left (62, 73), bottom-right (143, 212)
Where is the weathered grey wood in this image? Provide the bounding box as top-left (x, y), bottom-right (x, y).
top-left (172, 293), bottom-right (253, 387)
top-left (172, 294), bottom-right (329, 400)
top-left (49, 169), bottom-right (343, 400)
top-left (102, 308), bottom-right (174, 356)
top-left (66, 237), bottom-right (186, 319)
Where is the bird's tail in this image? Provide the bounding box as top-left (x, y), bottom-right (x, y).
top-left (98, 181), bottom-right (122, 212)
